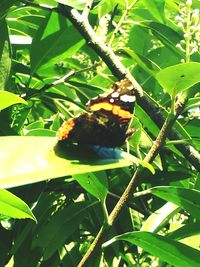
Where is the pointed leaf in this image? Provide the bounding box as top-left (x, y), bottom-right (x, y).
top-left (73, 172), bottom-right (108, 201)
top-left (0, 91), bottom-right (27, 110)
top-left (104, 231), bottom-right (200, 267)
top-left (0, 189), bottom-right (36, 221)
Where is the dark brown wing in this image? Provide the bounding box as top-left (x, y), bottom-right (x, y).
top-left (57, 113), bottom-right (129, 147)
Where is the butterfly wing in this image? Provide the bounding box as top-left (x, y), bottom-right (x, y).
top-left (57, 79), bottom-right (136, 147)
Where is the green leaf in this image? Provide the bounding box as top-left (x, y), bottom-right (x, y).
top-left (141, 202), bottom-right (180, 233)
top-left (167, 222), bottom-right (200, 241)
top-left (143, 0), bottom-right (165, 23)
top-left (0, 91), bottom-right (27, 110)
top-left (104, 231), bottom-right (200, 267)
top-left (55, 0), bottom-right (87, 10)
top-left (0, 19), bottom-right (11, 89)
top-left (30, 12), bottom-right (85, 74)
top-left (121, 48), bottom-right (160, 76)
top-left (0, 188), bottom-right (36, 221)
top-left (0, 136), bottom-right (136, 188)
top-left (150, 186), bottom-right (200, 219)
top-left (25, 129), bottom-right (56, 136)
top-left (156, 62), bottom-right (200, 96)
top-left (73, 172), bottom-right (108, 201)
top-left (140, 21), bottom-right (183, 57)
top-left (138, 161), bottom-right (155, 174)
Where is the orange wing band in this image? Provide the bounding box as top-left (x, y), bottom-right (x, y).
top-left (90, 102), bottom-right (132, 119)
top-left (57, 118), bottom-right (75, 140)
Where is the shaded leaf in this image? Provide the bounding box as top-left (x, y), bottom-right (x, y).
top-left (30, 12), bottom-right (85, 73)
top-left (150, 186), bottom-right (200, 219)
top-left (33, 201), bottom-right (97, 259)
top-left (0, 188), bottom-right (36, 221)
top-left (104, 231), bottom-right (200, 267)
top-left (73, 172), bottom-right (108, 201)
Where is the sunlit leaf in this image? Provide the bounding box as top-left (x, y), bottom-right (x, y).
top-left (0, 91), bottom-right (27, 110)
top-left (0, 136), bottom-right (137, 188)
top-left (156, 62), bottom-right (200, 96)
top-left (0, 188), bottom-right (36, 221)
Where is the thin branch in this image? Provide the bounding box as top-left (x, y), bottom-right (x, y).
top-left (108, 191), bottom-right (151, 216)
top-left (24, 64), bottom-right (97, 99)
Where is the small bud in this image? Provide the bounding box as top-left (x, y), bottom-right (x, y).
top-left (190, 47), bottom-right (198, 54)
top-left (184, 33), bottom-right (190, 39)
top-left (177, 22), bottom-right (185, 30)
top-left (176, 43), bottom-right (185, 51)
top-left (175, 15), bottom-right (184, 22)
top-left (186, 0), bottom-right (192, 6)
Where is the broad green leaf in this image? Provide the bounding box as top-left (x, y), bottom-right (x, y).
top-left (104, 231), bottom-right (200, 267)
top-left (35, 0), bottom-right (57, 7)
top-left (0, 188), bottom-right (36, 221)
top-left (150, 186), bottom-right (200, 219)
top-left (140, 21), bottom-right (183, 57)
top-left (55, 0), bottom-right (87, 10)
top-left (0, 136), bottom-right (137, 188)
top-left (0, 19), bottom-right (11, 89)
top-left (141, 202), bottom-right (180, 233)
top-left (0, 91), bottom-right (27, 110)
top-left (30, 12), bottom-right (85, 74)
top-left (156, 63), bottom-right (200, 96)
top-left (127, 25), bottom-right (152, 55)
top-left (143, 0), bottom-right (165, 23)
top-left (32, 201), bottom-right (97, 259)
top-left (73, 172), bottom-right (108, 201)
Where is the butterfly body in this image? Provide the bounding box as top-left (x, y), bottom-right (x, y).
top-left (57, 79), bottom-right (136, 148)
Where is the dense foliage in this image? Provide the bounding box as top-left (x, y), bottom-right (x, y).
top-left (0, 0), bottom-right (200, 266)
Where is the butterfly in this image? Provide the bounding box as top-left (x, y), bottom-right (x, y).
top-left (57, 79), bottom-right (136, 148)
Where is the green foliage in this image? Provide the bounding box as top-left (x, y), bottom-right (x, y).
top-left (156, 62), bottom-right (200, 96)
top-left (0, 0), bottom-right (199, 266)
top-left (0, 91), bottom-right (27, 110)
top-left (0, 188), bottom-right (36, 221)
top-left (104, 231), bottom-right (200, 267)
